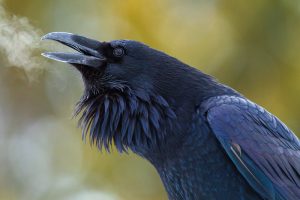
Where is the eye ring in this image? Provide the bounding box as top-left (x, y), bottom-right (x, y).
top-left (113, 47), bottom-right (125, 57)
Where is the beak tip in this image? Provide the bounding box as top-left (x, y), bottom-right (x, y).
top-left (41, 32), bottom-right (72, 41)
top-left (41, 35), bottom-right (47, 41)
top-left (41, 52), bottom-right (48, 56)
top-left (41, 52), bottom-right (57, 61)
top-left (41, 52), bottom-right (52, 60)
top-left (41, 32), bottom-right (53, 41)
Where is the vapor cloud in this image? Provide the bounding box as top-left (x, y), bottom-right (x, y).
top-left (0, 1), bottom-right (44, 73)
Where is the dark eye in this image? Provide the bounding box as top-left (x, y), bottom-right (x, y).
top-left (113, 47), bottom-right (125, 57)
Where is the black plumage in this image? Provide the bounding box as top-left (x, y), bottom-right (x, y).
top-left (74, 86), bottom-right (176, 152)
top-left (42, 32), bottom-right (300, 200)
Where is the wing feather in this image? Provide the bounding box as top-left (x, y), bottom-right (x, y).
top-left (202, 95), bottom-right (300, 200)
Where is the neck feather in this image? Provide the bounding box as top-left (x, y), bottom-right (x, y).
top-left (74, 88), bottom-right (177, 152)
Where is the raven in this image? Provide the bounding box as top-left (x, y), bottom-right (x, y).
top-left (42, 32), bottom-right (300, 200)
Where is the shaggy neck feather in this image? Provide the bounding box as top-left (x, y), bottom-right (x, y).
top-left (74, 87), bottom-right (177, 152)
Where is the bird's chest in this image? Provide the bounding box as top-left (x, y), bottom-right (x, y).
top-left (152, 119), bottom-right (260, 200)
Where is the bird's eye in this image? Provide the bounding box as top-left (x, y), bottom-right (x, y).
top-left (113, 47), bottom-right (125, 57)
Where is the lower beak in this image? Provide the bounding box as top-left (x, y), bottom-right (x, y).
top-left (41, 32), bottom-right (106, 68)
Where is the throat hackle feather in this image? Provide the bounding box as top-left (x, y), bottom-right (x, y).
top-left (74, 87), bottom-right (177, 152)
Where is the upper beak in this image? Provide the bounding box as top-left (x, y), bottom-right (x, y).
top-left (41, 32), bottom-right (106, 68)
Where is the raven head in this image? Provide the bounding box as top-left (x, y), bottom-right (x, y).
top-left (42, 32), bottom-right (177, 152)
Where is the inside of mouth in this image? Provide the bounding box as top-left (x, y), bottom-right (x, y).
top-left (42, 40), bottom-right (81, 54)
top-left (58, 41), bottom-right (93, 56)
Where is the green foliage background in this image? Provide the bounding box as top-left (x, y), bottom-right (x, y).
top-left (1, 0), bottom-right (300, 199)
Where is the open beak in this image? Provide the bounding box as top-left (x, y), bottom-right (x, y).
top-left (41, 32), bottom-right (106, 68)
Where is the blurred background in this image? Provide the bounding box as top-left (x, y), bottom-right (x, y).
top-left (1, 0), bottom-right (300, 199)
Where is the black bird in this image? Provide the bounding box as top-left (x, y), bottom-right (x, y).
top-left (42, 32), bottom-right (300, 200)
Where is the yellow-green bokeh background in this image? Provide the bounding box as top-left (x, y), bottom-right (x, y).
top-left (1, 0), bottom-right (300, 200)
